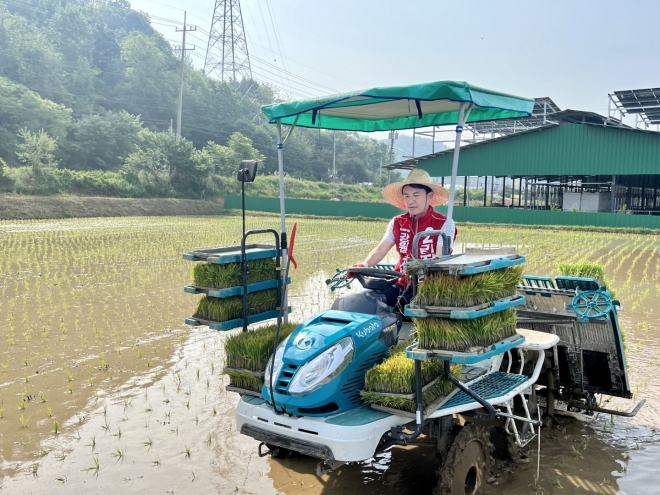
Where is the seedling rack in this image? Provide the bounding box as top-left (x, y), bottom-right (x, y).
top-left (183, 229), bottom-right (289, 332)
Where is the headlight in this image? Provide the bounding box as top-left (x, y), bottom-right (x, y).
top-left (264, 335), bottom-right (291, 385)
top-left (288, 337), bottom-right (354, 397)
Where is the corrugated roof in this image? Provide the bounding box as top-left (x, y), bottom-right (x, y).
top-left (389, 123), bottom-right (660, 177)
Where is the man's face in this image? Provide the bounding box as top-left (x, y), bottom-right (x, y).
top-left (402, 185), bottom-right (433, 216)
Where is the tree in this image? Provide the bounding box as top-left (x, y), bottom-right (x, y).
top-left (0, 8), bottom-right (66, 103)
top-left (16, 128), bottom-right (59, 170)
top-left (204, 133), bottom-right (266, 177)
top-left (111, 31), bottom-right (178, 124)
top-left (67, 110), bottom-right (143, 171)
top-left (123, 130), bottom-right (211, 196)
top-left (0, 77), bottom-right (71, 165)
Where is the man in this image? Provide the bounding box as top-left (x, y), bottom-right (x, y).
top-left (351, 169), bottom-right (456, 309)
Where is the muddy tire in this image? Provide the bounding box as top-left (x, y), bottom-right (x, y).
top-left (435, 424), bottom-right (493, 495)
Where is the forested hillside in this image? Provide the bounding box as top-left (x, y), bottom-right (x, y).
top-left (0, 0), bottom-right (396, 200)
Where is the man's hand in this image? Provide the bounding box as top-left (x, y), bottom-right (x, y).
top-left (346, 263), bottom-right (366, 279)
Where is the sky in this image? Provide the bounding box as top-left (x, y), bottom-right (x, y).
top-left (129, 0), bottom-right (660, 130)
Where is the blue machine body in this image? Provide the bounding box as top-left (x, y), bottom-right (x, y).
top-left (261, 309), bottom-right (395, 417)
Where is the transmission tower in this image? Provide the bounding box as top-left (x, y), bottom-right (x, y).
top-left (205, 0), bottom-right (253, 84)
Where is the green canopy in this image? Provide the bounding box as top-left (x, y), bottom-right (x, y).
top-left (261, 80), bottom-right (534, 132)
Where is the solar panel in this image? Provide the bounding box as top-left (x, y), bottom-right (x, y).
top-left (466, 97), bottom-right (560, 136)
top-left (612, 88), bottom-right (660, 124)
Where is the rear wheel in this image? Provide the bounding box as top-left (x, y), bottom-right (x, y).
top-left (435, 424), bottom-right (493, 495)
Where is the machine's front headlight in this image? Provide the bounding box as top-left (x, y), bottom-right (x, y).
top-left (288, 337), bottom-right (354, 397)
top-left (264, 335), bottom-right (291, 385)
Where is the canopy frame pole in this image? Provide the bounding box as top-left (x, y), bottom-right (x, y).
top-left (445, 103), bottom-right (472, 225)
top-left (282, 115), bottom-right (300, 145)
top-left (276, 119), bottom-right (288, 322)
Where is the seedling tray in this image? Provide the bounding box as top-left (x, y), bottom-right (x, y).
top-left (405, 333), bottom-right (525, 364)
top-left (226, 385), bottom-right (262, 397)
top-left (184, 277), bottom-right (290, 299)
top-left (222, 367), bottom-right (265, 379)
top-left (405, 253), bottom-right (525, 277)
top-left (183, 244), bottom-right (278, 264)
top-left (185, 307), bottom-right (291, 332)
top-left (404, 294), bottom-right (525, 319)
top-left (369, 391), bottom-right (452, 419)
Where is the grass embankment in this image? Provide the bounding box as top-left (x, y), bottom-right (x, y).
top-left (241, 176), bottom-right (383, 202)
top-left (0, 194), bottom-right (225, 219)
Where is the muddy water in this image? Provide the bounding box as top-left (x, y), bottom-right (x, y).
top-left (1, 217), bottom-right (660, 494)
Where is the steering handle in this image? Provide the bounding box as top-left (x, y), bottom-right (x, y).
top-left (412, 230), bottom-right (450, 258)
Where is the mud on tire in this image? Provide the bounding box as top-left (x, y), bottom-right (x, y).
top-left (435, 424), bottom-right (494, 495)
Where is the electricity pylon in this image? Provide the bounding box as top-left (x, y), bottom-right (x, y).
top-left (204, 0), bottom-right (253, 84)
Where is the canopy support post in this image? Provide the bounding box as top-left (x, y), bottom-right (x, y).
top-left (446, 103), bottom-right (471, 225)
top-left (276, 119), bottom-right (288, 323)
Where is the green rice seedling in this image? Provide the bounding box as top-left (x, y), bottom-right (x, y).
top-left (224, 323), bottom-right (298, 372)
top-left (143, 437), bottom-right (153, 448)
top-left (0, 408), bottom-right (4, 419)
top-left (19, 414), bottom-right (30, 428)
top-left (53, 420), bottom-right (59, 435)
top-left (414, 266), bottom-right (524, 308)
top-left (183, 446), bottom-right (191, 459)
top-left (192, 258), bottom-right (277, 289)
top-left (558, 261), bottom-right (617, 298)
top-left (85, 455), bottom-right (100, 473)
top-left (47, 407), bottom-right (53, 418)
top-left (361, 342), bottom-right (460, 413)
top-left (415, 309), bottom-right (518, 352)
top-left (111, 447), bottom-right (125, 461)
top-left (193, 289), bottom-right (279, 323)
top-left (225, 372), bottom-right (264, 392)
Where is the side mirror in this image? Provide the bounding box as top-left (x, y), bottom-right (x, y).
top-left (237, 160), bottom-right (258, 183)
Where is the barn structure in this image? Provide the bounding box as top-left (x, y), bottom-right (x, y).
top-left (387, 107), bottom-right (660, 215)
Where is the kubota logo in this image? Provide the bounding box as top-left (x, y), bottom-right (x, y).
top-left (355, 322), bottom-right (379, 339)
top-left (295, 336), bottom-right (313, 350)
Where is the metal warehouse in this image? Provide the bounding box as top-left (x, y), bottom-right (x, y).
top-left (388, 91), bottom-right (660, 216)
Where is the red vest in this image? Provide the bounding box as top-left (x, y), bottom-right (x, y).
top-left (392, 206), bottom-right (456, 287)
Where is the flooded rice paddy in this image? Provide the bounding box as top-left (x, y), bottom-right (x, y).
top-left (0, 214), bottom-right (659, 494)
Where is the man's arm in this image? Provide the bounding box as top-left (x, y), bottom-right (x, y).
top-left (362, 239), bottom-right (394, 267)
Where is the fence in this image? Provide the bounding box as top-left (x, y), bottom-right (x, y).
top-left (224, 196), bottom-right (660, 230)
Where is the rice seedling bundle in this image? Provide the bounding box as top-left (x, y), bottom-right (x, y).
top-left (223, 323), bottom-right (298, 392)
top-left (558, 261), bottom-right (616, 298)
top-left (415, 266), bottom-right (524, 308)
top-left (361, 342), bottom-right (460, 413)
top-left (193, 289), bottom-right (278, 322)
top-left (415, 308), bottom-right (517, 352)
top-left (225, 323), bottom-right (298, 372)
top-left (192, 258), bottom-right (277, 289)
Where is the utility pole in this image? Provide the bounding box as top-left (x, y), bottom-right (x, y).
top-left (176, 11), bottom-right (196, 136)
top-left (412, 129), bottom-right (416, 157)
top-left (332, 130), bottom-right (337, 182)
top-left (388, 131), bottom-right (398, 183)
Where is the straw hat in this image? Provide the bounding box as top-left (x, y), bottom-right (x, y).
top-left (382, 169), bottom-right (449, 209)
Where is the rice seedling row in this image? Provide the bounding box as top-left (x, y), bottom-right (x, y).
top-left (0, 214), bottom-right (657, 482)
